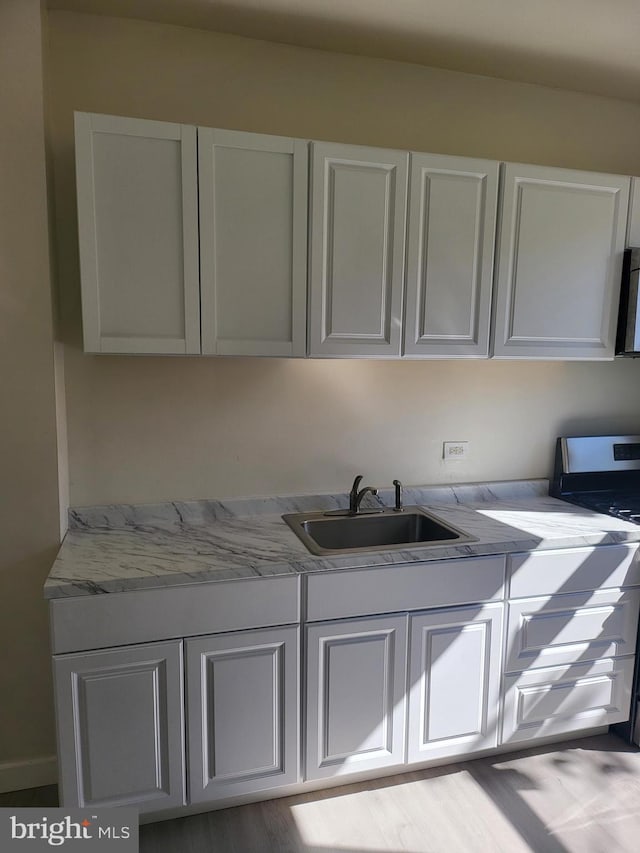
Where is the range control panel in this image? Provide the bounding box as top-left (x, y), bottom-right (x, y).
top-left (614, 443), bottom-right (640, 462)
top-left (561, 435), bottom-right (640, 473)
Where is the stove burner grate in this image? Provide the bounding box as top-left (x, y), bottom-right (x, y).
top-left (573, 494), bottom-right (640, 523)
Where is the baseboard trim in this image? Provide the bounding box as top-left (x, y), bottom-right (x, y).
top-left (0, 756), bottom-right (58, 794)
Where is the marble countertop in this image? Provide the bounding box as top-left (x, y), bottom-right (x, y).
top-left (44, 479), bottom-right (640, 599)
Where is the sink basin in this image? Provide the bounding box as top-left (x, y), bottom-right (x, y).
top-left (282, 506), bottom-right (476, 556)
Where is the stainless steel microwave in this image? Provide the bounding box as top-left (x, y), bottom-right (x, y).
top-left (616, 247), bottom-right (640, 356)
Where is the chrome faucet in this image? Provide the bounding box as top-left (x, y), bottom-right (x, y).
top-left (349, 475), bottom-right (378, 514)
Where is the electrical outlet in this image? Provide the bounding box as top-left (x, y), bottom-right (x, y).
top-left (443, 441), bottom-right (470, 461)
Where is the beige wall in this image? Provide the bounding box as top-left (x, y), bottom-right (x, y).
top-left (0, 0), bottom-right (60, 788)
top-left (47, 11), bottom-right (640, 506)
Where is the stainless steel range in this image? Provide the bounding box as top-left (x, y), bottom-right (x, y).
top-left (551, 434), bottom-right (640, 745)
top-left (551, 434), bottom-right (640, 520)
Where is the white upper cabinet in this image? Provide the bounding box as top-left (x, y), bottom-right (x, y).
top-left (492, 163), bottom-right (630, 359)
top-left (403, 154), bottom-right (499, 358)
top-left (75, 113), bottom-right (637, 362)
top-left (308, 142), bottom-right (409, 357)
top-left (198, 129), bottom-right (308, 356)
top-left (75, 113), bottom-right (200, 354)
top-left (75, 115), bottom-right (308, 357)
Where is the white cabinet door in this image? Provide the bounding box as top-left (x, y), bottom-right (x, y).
top-left (308, 142), bottom-right (408, 357)
top-left (75, 113), bottom-right (200, 354)
top-left (502, 657), bottom-right (634, 745)
top-left (198, 129), bottom-right (308, 356)
top-left (306, 616), bottom-right (407, 779)
top-left (53, 640), bottom-right (185, 813)
top-left (403, 154), bottom-right (498, 358)
top-left (407, 603), bottom-right (503, 764)
top-left (493, 163), bottom-right (629, 359)
top-left (186, 626), bottom-right (299, 804)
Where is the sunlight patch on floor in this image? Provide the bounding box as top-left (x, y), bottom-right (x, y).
top-left (288, 768), bottom-right (528, 852)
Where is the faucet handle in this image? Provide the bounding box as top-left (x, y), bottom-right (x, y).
top-left (393, 479), bottom-right (403, 511)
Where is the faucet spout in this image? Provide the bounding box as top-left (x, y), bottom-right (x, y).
top-left (349, 475), bottom-right (378, 514)
top-left (355, 486), bottom-right (378, 511)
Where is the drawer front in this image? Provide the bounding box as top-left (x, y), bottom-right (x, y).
top-left (508, 544), bottom-right (640, 599)
top-left (50, 574), bottom-right (300, 654)
top-left (502, 657), bottom-right (634, 745)
top-left (306, 555), bottom-right (506, 622)
top-left (506, 588), bottom-right (640, 672)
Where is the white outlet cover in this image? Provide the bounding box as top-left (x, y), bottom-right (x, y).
top-left (443, 441), bottom-right (470, 461)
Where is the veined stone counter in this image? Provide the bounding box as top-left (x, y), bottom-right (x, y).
top-left (44, 479), bottom-right (640, 599)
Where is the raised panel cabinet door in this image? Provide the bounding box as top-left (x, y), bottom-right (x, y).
top-left (306, 615), bottom-right (407, 780)
top-left (308, 142), bottom-right (409, 357)
top-left (53, 640), bottom-right (185, 813)
top-left (75, 113), bottom-right (200, 354)
top-left (502, 657), bottom-right (635, 745)
top-left (186, 626), bottom-right (300, 804)
top-left (493, 162), bottom-right (630, 359)
top-left (403, 153), bottom-right (499, 358)
top-left (407, 603), bottom-right (504, 764)
top-left (198, 129), bottom-right (308, 356)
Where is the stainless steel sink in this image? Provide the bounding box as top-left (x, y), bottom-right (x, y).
top-left (282, 506), bottom-right (476, 556)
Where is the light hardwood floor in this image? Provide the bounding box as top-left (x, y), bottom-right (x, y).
top-left (4, 734), bottom-right (640, 852)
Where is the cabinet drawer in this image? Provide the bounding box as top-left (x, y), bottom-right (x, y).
top-left (502, 657), bottom-right (634, 745)
top-left (50, 575), bottom-right (300, 654)
top-left (306, 555), bottom-right (505, 622)
top-left (506, 588), bottom-right (640, 672)
top-left (508, 544), bottom-right (640, 599)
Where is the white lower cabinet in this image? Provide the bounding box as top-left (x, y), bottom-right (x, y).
top-left (305, 604), bottom-right (505, 779)
top-left (502, 547), bottom-right (640, 747)
top-left (502, 657), bottom-right (635, 745)
top-left (407, 603), bottom-right (504, 764)
top-left (53, 640), bottom-right (186, 813)
top-left (305, 616), bottom-right (407, 780)
top-left (185, 626), bottom-right (300, 803)
top-left (50, 543), bottom-right (640, 820)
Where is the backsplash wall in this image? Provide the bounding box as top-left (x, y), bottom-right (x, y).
top-left (64, 355), bottom-right (640, 505)
top-left (47, 11), bottom-right (640, 506)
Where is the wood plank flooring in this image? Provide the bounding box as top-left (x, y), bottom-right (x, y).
top-left (4, 734), bottom-right (640, 852)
